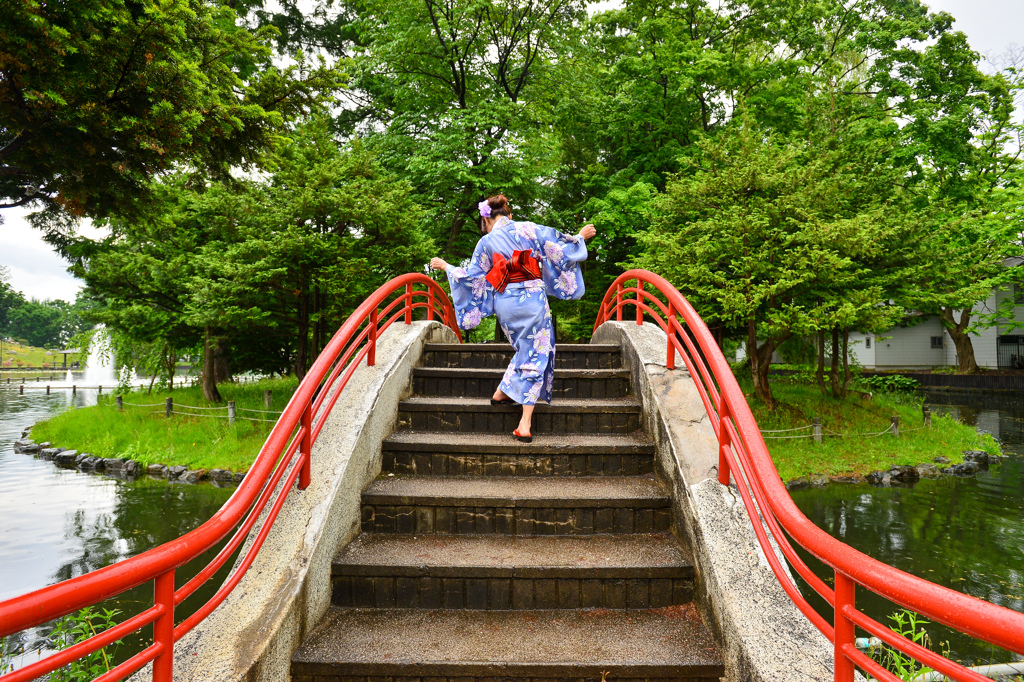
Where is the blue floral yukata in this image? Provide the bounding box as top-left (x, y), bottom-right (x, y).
top-left (446, 216), bottom-right (588, 406)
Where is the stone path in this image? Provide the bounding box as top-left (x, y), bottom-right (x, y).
top-left (292, 342), bottom-right (724, 682)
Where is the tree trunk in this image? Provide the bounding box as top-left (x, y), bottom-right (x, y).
top-left (841, 327), bottom-right (852, 395)
top-left (829, 327), bottom-right (843, 399)
top-left (747, 320), bottom-right (776, 410)
top-left (202, 328), bottom-right (223, 403)
top-left (815, 329), bottom-right (827, 394)
top-left (295, 291), bottom-right (309, 380)
top-left (940, 306), bottom-right (979, 373)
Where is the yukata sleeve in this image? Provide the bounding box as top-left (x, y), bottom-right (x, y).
top-left (445, 239), bottom-right (495, 330)
top-left (534, 223), bottom-right (588, 301)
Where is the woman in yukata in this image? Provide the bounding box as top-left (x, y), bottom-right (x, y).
top-left (429, 194), bottom-right (597, 443)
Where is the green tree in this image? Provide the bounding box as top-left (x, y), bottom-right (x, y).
top-left (0, 0), bottom-right (340, 224)
top-left (336, 0), bottom-right (586, 257)
top-left (638, 120), bottom-right (912, 408)
top-left (80, 117), bottom-right (433, 399)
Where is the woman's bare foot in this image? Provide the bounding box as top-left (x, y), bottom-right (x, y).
top-left (517, 404), bottom-right (535, 438)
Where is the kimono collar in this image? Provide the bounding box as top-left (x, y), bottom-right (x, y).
top-left (492, 215), bottom-right (513, 230)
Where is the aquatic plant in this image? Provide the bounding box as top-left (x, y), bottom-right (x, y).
top-left (46, 607), bottom-right (122, 682)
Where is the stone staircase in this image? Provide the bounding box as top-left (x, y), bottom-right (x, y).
top-left (291, 343), bottom-right (725, 682)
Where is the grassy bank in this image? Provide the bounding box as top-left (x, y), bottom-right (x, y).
top-left (2, 340), bottom-right (81, 369)
top-left (31, 378), bottom-right (298, 472)
top-left (743, 375), bottom-right (1000, 481)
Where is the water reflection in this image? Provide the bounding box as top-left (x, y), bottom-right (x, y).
top-left (0, 382), bottom-right (235, 667)
top-left (791, 390), bottom-right (1024, 666)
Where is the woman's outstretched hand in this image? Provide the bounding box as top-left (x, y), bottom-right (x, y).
top-left (429, 257), bottom-right (449, 272)
top-left (578, 224), bottom-right (597, 240)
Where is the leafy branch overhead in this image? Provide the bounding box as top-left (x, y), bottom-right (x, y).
top-left (0, 0), bottom-right (343, 221)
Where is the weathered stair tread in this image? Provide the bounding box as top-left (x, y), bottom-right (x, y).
top-left (333, 533), bottom-right (693, 578)
top-left (291, 607), bottom-right (724, 678)
top-left (364, 475), bottom-right (669, 507)
top-left (399, 396), bottom-right (641, 412)
top-left (383, 430), bottom-right (653, 454)
top-left (415, 367), bottom-right (629, 379)
top-left (424, 343), bottom-right (621, 352)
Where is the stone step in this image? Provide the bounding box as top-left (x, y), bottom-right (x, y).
top-left (361, 475), bottom-right (671, 536)
top-left (413, 367), bottom-right (631, 399)
top-left (382, 431), bottom-right (654, 478)
top-left (397, 396), bottom-right (642, 434)
top-left (291, 607), bottom-right (725, 681)
top-left (332, 534), bottom-right (694, 610)
top-left (421, 343), bottom-right (622, 370)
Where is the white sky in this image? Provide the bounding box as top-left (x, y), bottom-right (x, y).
top-left (3, 0), bottom-right (1021, 303)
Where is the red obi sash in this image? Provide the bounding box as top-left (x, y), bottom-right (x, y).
top-left (485, 250), bottom-right (542, 293)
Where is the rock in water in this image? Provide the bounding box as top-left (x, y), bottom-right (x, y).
top-left (786, 477), bottom-right (810, 491)
top-left (889, 465), bottom-right (920, 483)
top-left (962, 450), bottom-right (989, 470)
top-left (944, 461), bottom-right (980, 476)
top-left (914, 463), bottom-right (941, 479)
top-left (809, 473), bottom-right (831, 488)
top-left (181, 469), bottom-right (208, 484)
top-left (54, 451), bottom-right (79, 468)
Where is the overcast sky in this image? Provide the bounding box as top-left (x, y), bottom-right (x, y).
top-left (3, 0), bottom-right (1021, 303)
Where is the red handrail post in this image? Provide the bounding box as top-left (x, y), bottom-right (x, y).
top-left (616, 283), bottom-right (623, 322)
top-left (152, 570), bottom-right (175, 682)
top-left (635, 277), bottom-right (644, 325)
top-left (299, 403), bottom-right (312, 491)
top-left (368, 307), bottom-right (378, 367)
top-left (718, 400), bottom-right (732, 486)
top-left (405, 284), bottom-right (413, 324)
top-left (834, 573), bottom-right (857, 682)
top-left (426, 286), bottom-right (435, 322)
top-left (666, 303), bottom-right (676, 370)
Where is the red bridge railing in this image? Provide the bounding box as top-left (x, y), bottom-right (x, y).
top-left (594, 270), bottom-right (1024, 682)
top-left (0, 274), bottom-right (460, 682)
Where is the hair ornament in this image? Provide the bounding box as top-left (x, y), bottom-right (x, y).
top-left (478, 200), bottom-right (492, 218)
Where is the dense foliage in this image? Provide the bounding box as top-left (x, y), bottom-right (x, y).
top-left (3, 0), bottom-right (1022, 405)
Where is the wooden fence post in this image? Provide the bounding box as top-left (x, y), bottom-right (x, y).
top-left (228, 401), bottom-right (236, 425)
top-left (891, 415), bottom-right (899, 437)
top-left (263, 390), bottom-right (272, 410)
top-left (813, 418), bottom-right (822, 444)
top-left (116, 395), bottom-right (123, 411)
top-left (166, 397), bottom-right (173, 418)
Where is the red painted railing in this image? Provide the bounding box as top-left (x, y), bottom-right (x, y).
top-left (594, 270), bottom-right (1024, 682)
top-left (0, 274), bottom-right (460, 682)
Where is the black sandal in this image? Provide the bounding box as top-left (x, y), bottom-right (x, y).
top-left (490, 397), bottom-right (515, 405)
top-left (513, 429), bottom-right (533, 443)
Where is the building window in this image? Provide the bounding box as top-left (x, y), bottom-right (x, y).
top-left (1015, 282), bottom-right (1024, 305)
top-left (865, 337), bottom-right (872, 349)
top-left (930, 336), bottom-right (943, 349)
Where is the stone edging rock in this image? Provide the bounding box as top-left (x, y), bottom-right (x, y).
top-left (13, 428), bottom-right (245, 487)
top-left (784, 449), bottom-right (1006, 491)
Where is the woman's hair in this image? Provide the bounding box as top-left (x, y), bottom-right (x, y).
top-left (480, 194), bottom-right (511, 232)
top-left (486, 194), bottom-right (511, 217)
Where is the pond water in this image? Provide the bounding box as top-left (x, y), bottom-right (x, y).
top-left (3, 378), bottom-right (1022, 672)
top-left (791, 390), bottom-right (1024, 667)
top-left (0, 379), bottom-right (236, 669)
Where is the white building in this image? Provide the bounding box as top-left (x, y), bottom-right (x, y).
top-left (848, 283), bottom-right (1024, 370)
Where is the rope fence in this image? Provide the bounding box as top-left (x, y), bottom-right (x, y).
top-left (761, 410), bottom-right (934, 444)
top-left (115, 392), bottom-right (283, 426)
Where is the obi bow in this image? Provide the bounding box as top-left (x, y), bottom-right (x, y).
top-left (485, 250), bottom-right (542, 293)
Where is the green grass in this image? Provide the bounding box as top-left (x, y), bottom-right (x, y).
top-left (741, 376), bottom-right (1000, 481)
top-left (31, 377), bottom-right (299, 472)
top-left (1, 340), bottom-right (81, 369)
